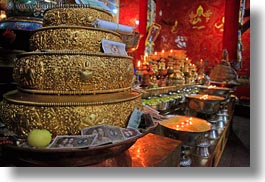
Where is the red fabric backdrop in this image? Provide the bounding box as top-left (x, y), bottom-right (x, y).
top-left (155, 0), bottom-right (227, 73)
top-left (119, 0), bottom-right (147, 64)
top-left (119, 0), bottom-right (250, 98)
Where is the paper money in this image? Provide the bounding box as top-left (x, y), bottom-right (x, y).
top-left (120, 128), bottom-right (141, 139)
top-left (81, 125), bottom-right (112, 146)
top-left (101, 39), bottom-right (128, 56)
top-left (94, 18), bottom-right (134, 34)
top-left (81, 124), bottom-right (124, 145)
top-left (126, 109), bottom-right (144, 129)
top-left (48, 135), bottom-right (97, 149)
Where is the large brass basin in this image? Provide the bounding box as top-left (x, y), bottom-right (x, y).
top-left (185, 94), bottom-right (225, 115)
top-left (158, 115), bottom-right (211, 146)
top-left (197, 85), bottom-right (233, 99)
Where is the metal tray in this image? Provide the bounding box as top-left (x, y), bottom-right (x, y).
top-left (2, 123), bottom-right (158, 167)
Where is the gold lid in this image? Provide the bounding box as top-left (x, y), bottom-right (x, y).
top-left (16, 51), bottom-right (132, 59)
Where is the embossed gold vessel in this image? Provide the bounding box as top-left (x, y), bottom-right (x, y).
top-left (0, 5), bottom-right (140, 137)
top-left (29, 26), bottom-right (122, 52)
top-left (0, 90), bottom-right (142, 136)
top-left (43, 6), bottom-right (114, 27)
top-left (13, 51), bottom-right (134, 95)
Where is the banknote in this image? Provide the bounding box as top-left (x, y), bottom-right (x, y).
top-left (101, 39), bottom-right (128, 56)
top-left (138, 113), bottom-right (156, 131)
top-left (120, 128), bottom-right (142, 140)
top-left (143, 105), bottom-right (168, 121)
top-left (81, 124), bottom-right (126, 145)
top-left (103, 125), bottom-right (125, 143)
top-left (81, 125), bottom-right (113, 146)
top-left (48, 135), bottom-right (97, 149)
top-left (126, 109), bottom-right (144, 129)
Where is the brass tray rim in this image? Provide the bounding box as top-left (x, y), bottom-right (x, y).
top-left (197, 85), bottom-right (233, 91)
top-left (185, 94), bottom-right (226, 101)
top-left (209, 80), bottom-right (240, 86)
top-left (17, 87), bottom-right (132, 95)
top-left (2, 123), bottom-right (158, 154)
top-left (1, 123), bottom-right (158, 166)
top-left (16, 51), bottom-right (133, 59)
top-left (3, 90), bottom-right (142, 106)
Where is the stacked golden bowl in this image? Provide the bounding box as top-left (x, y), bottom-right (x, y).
top-left (0, 5), bottom-right (142, 136)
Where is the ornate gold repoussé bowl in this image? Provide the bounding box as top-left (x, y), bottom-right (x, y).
top-left (29, 26), bottom-right (122, 52)
top-left (13, 51), bottom-right (134, 95)
top-left (0, 90), bottom-right (142, 136)
top-left (43, 5), bottom-right (114, 27)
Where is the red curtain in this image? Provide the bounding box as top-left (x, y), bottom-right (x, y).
top-left (137, 0), bottom-right (148, 61)
top-left (222, 0), bottom-right (240, 62)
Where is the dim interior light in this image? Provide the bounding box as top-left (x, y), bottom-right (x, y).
top-left (0, 11), bottom-right (6, 20)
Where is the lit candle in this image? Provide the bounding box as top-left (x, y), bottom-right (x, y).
top-left (144, 52), bottom-right (149, 63)
top-left (137, 60), bottom-right (141, 68)
top-left (200, 59), bottom-right (203, 67)
top-left (161, 50), bottom-right (165, 58)
top-left (0, 11), bottom-right (6, 20)
top-left (169, 49), bottom-right (173, 56)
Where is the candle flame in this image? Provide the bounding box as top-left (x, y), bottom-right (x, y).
top-left (199, 94), bottom-right (209, 100)
top-left (208, 85), bottom-right (216, 88)
top-left (137, 60), bottom-right (141, 67)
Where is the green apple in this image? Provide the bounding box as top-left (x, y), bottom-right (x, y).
top-left (27, 129), bottom-right (52, 148)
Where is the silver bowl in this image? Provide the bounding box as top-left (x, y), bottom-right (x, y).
top-left (158, 116), bottom-right (212, 146)
top-left (197, 85), bottom-right (233, 99)
top-left (158, 101), bottom-right (170, 111)
top-left (185, 94), bottom-right (225, 115)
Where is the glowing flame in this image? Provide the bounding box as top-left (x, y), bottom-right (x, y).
top-left (137, 60), bottom-right (141, 68)
top-left (199, 94), bottom-right (209, 100)
top-left (208, 85), bottom-right (216, 88)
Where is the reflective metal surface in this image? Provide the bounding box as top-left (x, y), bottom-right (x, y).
top-left (186, 94), bottom-right (225, 115)
top-left (195, 136), bottom-right (211, 158)
top-left (159, 116), bottom-right (211, 146)
top-left (2, 124), bottom-right (158, 166)
top-left (208, 125), bottom-right (219, 140)
top-left (197, 85), bottom-right (233, 99)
